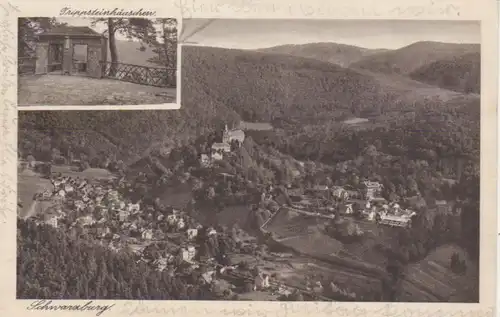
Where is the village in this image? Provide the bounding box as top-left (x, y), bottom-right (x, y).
top-left (18, 123), bottom-right (461, 301)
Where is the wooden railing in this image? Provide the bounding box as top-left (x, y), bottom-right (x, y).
top-left (101, 62), bottom-right (176, 88)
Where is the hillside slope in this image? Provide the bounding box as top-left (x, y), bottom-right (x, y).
top-left (257, 42), bottom-right (389, 67)
top-left (350, 41), bottom-right (480, 75)
top-left (19, 45), bottom-right (479, 166)
top-left (182, 45), bottom-right (472, 125)
top-left (409, 52), bottom-right (480, 94)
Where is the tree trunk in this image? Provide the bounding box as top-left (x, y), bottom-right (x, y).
top-left (161, 20), bottom-right (169, 68)
top-left (108, 18), bottom-right (118, 77)
top-left (160, 20), bottom-right (172, 87)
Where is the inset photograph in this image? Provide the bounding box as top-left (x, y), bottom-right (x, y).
top-left (18, 17), bottom-right (178, 107)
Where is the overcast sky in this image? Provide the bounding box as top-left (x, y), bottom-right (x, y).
top-left (181, 19), bottom-right (480, 50)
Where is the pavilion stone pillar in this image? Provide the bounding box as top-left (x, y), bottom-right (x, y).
top-left (35, 42), bottom-right (48, 74)
top-left (101, 37), bottom-right (108, 64)
top-left (62, 36), bottom-right (73, 74)
top-left (101, 37), bottom-right (108, 75)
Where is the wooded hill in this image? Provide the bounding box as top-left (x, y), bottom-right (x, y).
top-left (19, 42), bottom-right (479, 173)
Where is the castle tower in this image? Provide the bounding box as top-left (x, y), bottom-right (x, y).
top-left (222, 124), bottom-right (230, 144)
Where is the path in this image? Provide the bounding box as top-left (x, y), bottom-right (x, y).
top-left (19, 75), bottom-right (177, 106)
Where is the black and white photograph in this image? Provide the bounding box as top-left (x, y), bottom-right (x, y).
top-left (17, 19), bottom-right (481, 302)
top-left (18, 17), bottom-right (178, 106)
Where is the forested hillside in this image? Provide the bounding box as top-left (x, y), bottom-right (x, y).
top-left (17, 219), bottom-right (215, 299)
top-left (409, 52), bottom-right (480, 94)
top-left (350, 41), bottom-right (479, 75)
top-left (19, 44), bottom-right (480, 176)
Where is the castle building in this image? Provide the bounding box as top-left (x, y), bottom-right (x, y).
top-left (222, 124), bottom-right (245, 145)
top-left (209, 124), bottom-right (246, 160)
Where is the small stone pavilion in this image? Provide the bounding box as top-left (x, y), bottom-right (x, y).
top-left (35, 25), bottom-right (108, 78)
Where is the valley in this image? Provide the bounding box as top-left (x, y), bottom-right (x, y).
top-left (17, 40), bottom-right (480, 302)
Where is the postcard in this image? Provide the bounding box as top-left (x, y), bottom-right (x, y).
top-left (1, 0), bottom-right (497, 316)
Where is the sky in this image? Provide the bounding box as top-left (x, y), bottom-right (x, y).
top-left (181, 19), bottom-right (480, 50)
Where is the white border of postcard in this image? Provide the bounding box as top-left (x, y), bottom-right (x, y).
top-left (1, 0), bottom-right (498, 316)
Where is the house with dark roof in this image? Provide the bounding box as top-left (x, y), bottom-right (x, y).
top-left (35, 24), bottom-right (107, 76)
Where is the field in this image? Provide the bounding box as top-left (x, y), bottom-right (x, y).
top-left (229, 250), bottom-right (381, 299)
top-left (263, 208), bottom-right (323, 239)
top-left (262, 208), bottom-right (398, 278)
top-left (17, 171), bottom-right (52, 218)
top-left (343, 117), bottom-right (369, 125)
top-left (356, 69), bottom-right (464, 102)
top-left (400, 244), bottom-right (479, 302)
top-left (238, 121), bottom-right (274, 131)
top-left (340, 220), bottom-right (399, 267)
top-left (50, 165), bottom-right (117, 180)
top-left (18, 75), bottom-right (176, 106)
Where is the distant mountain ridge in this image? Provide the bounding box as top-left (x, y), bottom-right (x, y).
top-left (73, 40), bottom-right (159, 67)
top-left (349, 41), bottom-right (480, 75)
top-left (257, 42), bottom-right (389, 67)
top-left (256, 41), bottom-right (480, 94)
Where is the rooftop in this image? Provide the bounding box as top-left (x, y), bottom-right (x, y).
top-left (39, 25), bottom-right (104, 38)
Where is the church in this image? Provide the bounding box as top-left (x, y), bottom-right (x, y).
top-left (222, 124), bottom-right (245, 145)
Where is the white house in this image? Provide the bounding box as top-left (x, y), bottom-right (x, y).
top-left (57, 189), bottom-right (66, 198)
top-left (208, 228), bottom-right (217, 236)
top-left (177, 218), bottom-right (186, 230)
top-left (187, 228), bottom-right (198, 240)
top-left (181, 246), bottom-right (196, 263)
top-left (345, 204), bottom-right (354, 214)
top-left (166, 214), bottom-right (177, 225)
top-left (200, 154), bottom-right (211, 166)
top-left (141, 229), bottom-right (154, 240)
top-left (127, 203), bottom-right (141, 213)
top-left (367, 209), bottom-right (376, 221)
top-left (44, 213), bottom-right (61, 228)
top-left (253, 273), bottom-right (270, 291)
top-left (332, 187), bottom-right (349, 200)
top-left (211, 152), bottom-right (223, 161)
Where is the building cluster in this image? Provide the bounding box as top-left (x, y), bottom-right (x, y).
top-left (201, 124), bottom-right (246, 165)
top-left (30, 174), bottom-right (267, 292)
top-left (287, 180), bottom-right (418, 228)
